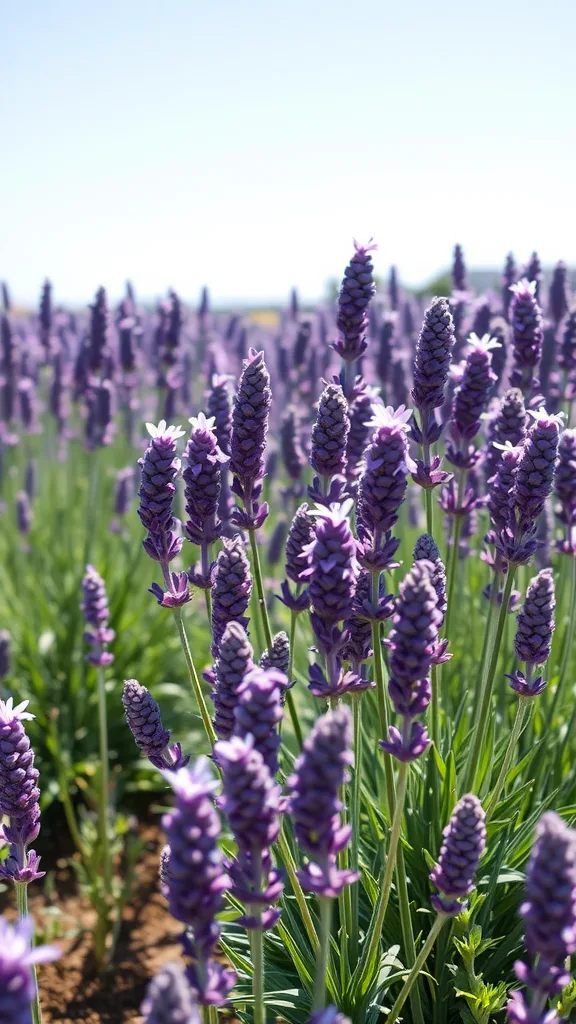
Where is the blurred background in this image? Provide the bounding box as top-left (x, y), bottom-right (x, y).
top-left (2, 0), bottom-right (575, 307)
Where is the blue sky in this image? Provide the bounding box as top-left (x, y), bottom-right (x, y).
top-left (2, 0), bottom-right (575, 305)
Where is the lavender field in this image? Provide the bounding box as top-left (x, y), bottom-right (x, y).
top-left (1, 244), bottom-right (576, 1024)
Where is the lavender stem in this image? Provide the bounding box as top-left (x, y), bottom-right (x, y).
top-left (277, 830), bottom-right (320, 954)
top-left (97, 665), bottom-right (112, 893)
top-left (385, 913), bottom-right (447, 1024)
top-left (549, 553), bottom-right (576, 721)
top-left (313, 895), bottom-right (332, 1012)
top-left (352, 762), bottom-right (408, 988)
top-left (15, 882), bottom-right (41, 1024)
top-left (485, 695), bottom-right (530, 822)
top-left (172, 607), bottom-right (217, 746)
top-left (248, 530), bottom-right (274, 652)
top-left (350, 694), bottom-right (362, 964)
top-left (286, 610), bottom-right (304, 748)
top-left (249, 868), bottom-right (265, 1024)
top-left (462, 568), bottom-right (517, 793)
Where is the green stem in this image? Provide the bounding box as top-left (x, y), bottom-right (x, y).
top-left (97, 666), bottom-right (112, 892)
top-left (370, 572), bottom-right (395, 815)
top-left (250, 912), bottom-right (265, 1024)
top-left (394, 847), bottom-right (425, 1024)
top-left (16, 882), bottom-right (41, 1024)
top-left (285, 610), bottom-right (304, 748)
top-left (549, 553), bottom-right (576, 722)
top-left (443, 517), bottom-right (463, 645)
top-left (470, 578), bottom-right (499, 724)
top-left (248, 529), bottom-right (274, 652)
top-left (350, 695), bottom-right (362, 965)
top-left (314, 896), bottom-right (333, 1012)
top-left (462, 567), bottom-right (517, 793)
top-left (172, 606), bottom-right (217, 747)
top-left (277, 829), bottom-right (319, 953)
top-left (206, 1008), bottom-right (218, 1024)
top-left (385, 914), bottom-right (447, 1024)
top-left (351, 762), bottom-right (408, 991)
top-left (485, 696), bottom-right (530, 822)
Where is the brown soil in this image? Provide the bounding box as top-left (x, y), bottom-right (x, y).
top-left (2, 825), bottom-right (182, 1024)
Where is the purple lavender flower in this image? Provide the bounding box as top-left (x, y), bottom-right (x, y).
top-left (341, 570), bottom-right (374, 668)
top-left (16, 491), bottom-right (31, 536)
top-left (413, 534), bottom-right (447, 621)
top-left (280, 408), bottom-right (306, 483)
top-left (522, 252), bottom-right (543, 302)
top-left (554, 428), bottom-right (576, 533)
top-left (210, 538), bottom-right (252, 654)
top-left (137, 420), bottom-right (186, 567)
top-left (288, 706), bottom-right (358, 896)
top-left (333, 241), bottom-right (377, 363)
top-left (206, 375), bottom-right (233, 457)
top-left (515, 569), bottom-right (555, 667)
top-left (309, 381), bottom-right (350, 491)
top-left (232, 666), bottom-right (284, 777)
top-left (81, 564), bottom-right (115, 667)
top-left (452, 244), bottom-right (468, 293)
top-left (412, 298), bottom-right (457, 414)
top-left (141, 962), bottom-right (200, 1024)
top-left (507, 813), bottom-right (576, 1023)
top-left (113, 466), bottom-right (135, 517)
top-left (559, 307), bottom-right (576, 375)
top-left (380, 560), bottom-right (442, 763)
top-left (122, 679), bottom-right (189, 771)
top-left (280, 503), bottom-right (314, 612)
top-left (183, 413), bottom-right (229, 586)
top-left (548, 261), bottom-right (570, 328)
top-left (483, 388), bottom-right (528, 482)
top-left (345, 383), bottom-right (377, 487)
top-left (39, 278), bottom-right (52, 348)
top-left (515, 408), bottom-right (562, 534)
top-left (301, 501), bottom-right (358, 623)
top-left (0, 697), bottom-right (43, 885)
top-left (376, 314), bottom-right (396, 390)
top-left (85, 379), bottom-right (115, 448)
top-left (388, 265), bottom-right (399, 311)
top-left (446, 334), bottom-right (499, 469)
top-left (210, 621), bottom-right (255, 740)
top-left (215, 734), bottom-right (283, 929)
top-left (229, 348), bottom-right (271, 526)
top-left (307, 1009), bottom-right (351, 1024)
top-left (502, 253), bottom-right (518, 319)
top-left (0, 917), bottom-right (59, 1023)
top-left (488, 442), bottom-right (524, 533)
top-left (509, 280), bottom-right (543, 394)
top-left (18, 378), bottom-right (39, 434)
top-left (356, 404), bottom-right (413, 571)
top-left (162, 761), bottom-right (236, 1005)
top-left (87, 286), bottom-right (111, 377)
top-left (260, 631), bottom-right (290, 677)
top-left (429, 794), bottom-right (486, 914)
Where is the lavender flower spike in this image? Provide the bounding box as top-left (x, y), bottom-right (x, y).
top-left (81, 564), bottom-right (115, 666)
top-left (356, 403), bottom-right (413, 571)
top-left (380, 560), bottom-right (443, 762)
top-left (279, 502), bottom-right (314, 612)
top-left (507, 812), bottom-right (576, 1023)
top-left (0, 698), bottom-right (44, 883)
top-left (507, 570), bottom-right (555, 698)
top-left (554, 429), bottom-right (576, 551)
top-left (233, 666), bottom-right (284, 776)
top-left (288, 706), bottom-right (358, 896)
top-left (509, 279), bottom-right (544, 395)
top-left (210, 537), bottom-right (253, 654)
top-left (183, 412), bottom-right (229, 587)
top-left (514, 408), bottom-right (563, 535)
top-left (412, 297), bottom-right (456, 413)
top-left (446, 334), bottom-right (499, 470)
top-left (138, 420), bottom-right (191, 607)
top-left (309, 381), bottom-right (350, 499)
top-left (229, 348), bottom-right (271, 528)
top-left (141, 963), bottom-right (200, 1024)
top-left (215, 734), bottom-right (283, 929)
top-left (0, 917), bottom-right (59, 1024)
top-left (210, 621), bottom-right (255, 740)
top-left (429, 794), bottom-right (486, 914)
top-left (122, 680), bottom-right (189, 771)
top-left (413, 534), bottom-right (447, 622)
top-left (333, 240), bottom-right (377, 364)
top-left (161, 761), bottom-right (235, 1005)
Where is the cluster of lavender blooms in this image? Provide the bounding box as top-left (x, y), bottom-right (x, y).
top-left (3, 241), bottom-right (576, 1022)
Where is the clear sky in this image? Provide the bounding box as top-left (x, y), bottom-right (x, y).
top-left (2, 0), bottom-right (575, 306)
